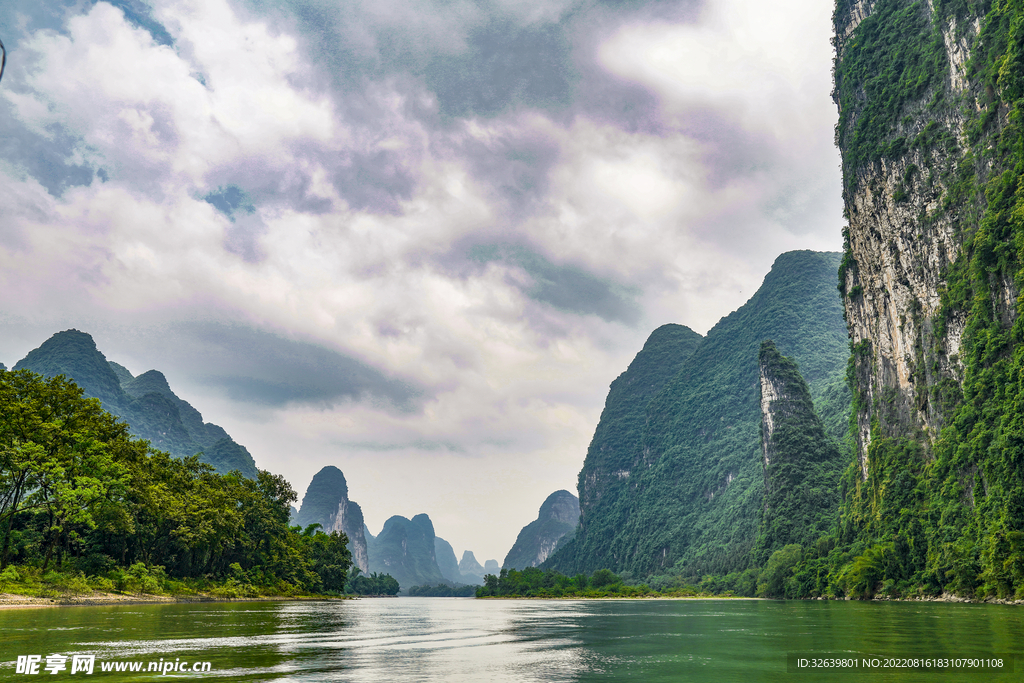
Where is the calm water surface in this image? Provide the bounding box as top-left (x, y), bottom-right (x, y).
top-left (1, 598), bottom-right (1021, 682)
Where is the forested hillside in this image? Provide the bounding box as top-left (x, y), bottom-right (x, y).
top-left (753, 341), bottom-right (845, 564)
top-left (547, 251), bottom-right (850, 578)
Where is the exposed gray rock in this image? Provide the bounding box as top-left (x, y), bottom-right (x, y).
top-left (503, 490), bottom-right (579, 570)
top-left (295, 466), bottom-right (369, 572)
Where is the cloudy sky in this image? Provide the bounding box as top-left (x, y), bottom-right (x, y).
top-left (0, 0), bottom-right (841, 564)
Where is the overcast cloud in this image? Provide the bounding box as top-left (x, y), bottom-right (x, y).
top-left (0, 0), bottom-right (842, 563)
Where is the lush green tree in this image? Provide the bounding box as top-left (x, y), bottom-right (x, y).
top-left (757, 544), bottom-right (802, 598)
top-left (304, 529), bottom-right (352, 592)
top-left (0, 370), bottom-right (134, 570)
top-left (0, 368), bottom-right (350, 594)
top-left (345, 568), bottom-right (400, 595)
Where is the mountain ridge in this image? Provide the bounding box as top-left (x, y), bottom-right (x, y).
top-left (13, 329), bottom-right (257, 478)
top-left (546, 250), bottom-right (850, 578)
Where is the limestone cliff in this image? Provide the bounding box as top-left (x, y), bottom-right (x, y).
top-left (754, 341), bottom-right (844, 562)
top-left (367, 514), bottom-right (446, 590)
top-left (294, 466), bottom-right (369, 572)
top-left (834, 0), bottom-right (988, 472)
top-left (503, 490), bottom-right (579, 570)
top-left (834, 0), bottom-right (1024, 597)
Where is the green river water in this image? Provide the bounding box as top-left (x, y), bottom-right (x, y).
top-left (0, 598), bottom-right (1020, 682)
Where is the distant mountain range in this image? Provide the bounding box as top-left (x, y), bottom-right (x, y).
top-left (10, 330), bottom-right (257, 478)
top-left (294, 464), bottom-right (502, 591)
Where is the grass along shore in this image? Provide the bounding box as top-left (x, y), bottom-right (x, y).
top-left (0, 563), bottom-right (349, 608)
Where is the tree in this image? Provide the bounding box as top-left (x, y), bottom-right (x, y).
top-left (0, 370), bottom-right (133, 570)
top-left (757, 544), bottom-right (802, 598)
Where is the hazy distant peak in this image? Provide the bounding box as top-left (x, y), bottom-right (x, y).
top-left (538, 490), bottom-right (580, 525)
top-left (503, 489), bottom-right (579, 570)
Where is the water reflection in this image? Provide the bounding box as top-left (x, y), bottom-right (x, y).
top-left (0, 599), bottom-right (1021, 682)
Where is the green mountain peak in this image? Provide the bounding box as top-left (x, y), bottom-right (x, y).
top-left (546, 250), bottom-right (850, 578)
top-left (14, 330), bottom-right (256, 478)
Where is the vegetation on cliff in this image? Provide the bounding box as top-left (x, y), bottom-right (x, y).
top-left (554, 324), bottom-right (701, 576)
top-left (828, 0), bottom-right (1024, 601)
top-left (546, 251), bottom-right (850, 580)
top-left (753, 342), bottom-right (845, 565)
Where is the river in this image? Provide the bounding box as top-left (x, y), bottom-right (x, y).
top-left (1, 598), bottom-right (1020, 681)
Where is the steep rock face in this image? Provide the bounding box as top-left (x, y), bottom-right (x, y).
top-left (834, 0), bottom-right (991, 473)
top-left (434, 537), bottom-right (465, 584)
top-left (754, 342), bottom-right (844, 562)
top-left (14, 330), bottom-right (256, 477)
top-left (367, 513), bottom-right (446, 589)
top-left (503, 490), bottom-right (580, 570)
top-left (547, 251), bottom-right (850, 577)
top-left (484, 559), bottom-right (499, 574)
top-left (834, 0), bottom-right (1024, 597)
top-left (295, 466), bottom-right (369, 572)
top-left (553, 324), bottom-right (703, 574)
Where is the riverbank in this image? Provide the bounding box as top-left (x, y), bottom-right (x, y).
top-left (475, 595), bottom-right (761, 600)
top-left (0, 591), bottom-right (347, 609)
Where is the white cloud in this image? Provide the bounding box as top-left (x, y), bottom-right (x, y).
top-left (0, 0), bottom-right (844, 564)
top-left (13, 0), bottom-right (337, 186)
top-left (598, 0), bottom-right (835, 136)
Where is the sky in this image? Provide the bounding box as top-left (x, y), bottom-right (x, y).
top-left (0, 0), bottom-right (842, 565)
